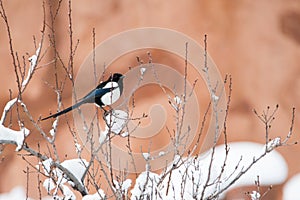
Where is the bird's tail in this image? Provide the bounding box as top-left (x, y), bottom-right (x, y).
top-left (41, 100), bottom-right (85, 121)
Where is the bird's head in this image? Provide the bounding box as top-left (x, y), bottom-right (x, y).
top-left (111, 73), bottom-right (125, 83)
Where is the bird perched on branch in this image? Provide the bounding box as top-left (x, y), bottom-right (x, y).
top-left (42, 73), bottom-right (125, 121)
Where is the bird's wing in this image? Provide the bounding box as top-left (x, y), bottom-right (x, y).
top-left (41, 87), bottom-right (116, 120)
top-left (81, 87), bottom-right (117, 103)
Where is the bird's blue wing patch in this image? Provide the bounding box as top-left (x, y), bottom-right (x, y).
top-left (82, 87), bottom-right (117, 103)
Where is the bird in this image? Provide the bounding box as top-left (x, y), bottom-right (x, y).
top-left (42, 73), bottom-right (125, 121)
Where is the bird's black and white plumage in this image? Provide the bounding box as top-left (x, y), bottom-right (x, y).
top-left (42, 73), bottom-right (125, 121)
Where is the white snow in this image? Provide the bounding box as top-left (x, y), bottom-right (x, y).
top-left (75, 142), bottom-right (82, 154)
top-left (249, 191), bottom-right (261, 200)
top-left (140, 67), bottom-right (147, 76)
top-left (283, 173), bottom-right (300, 200)
top-left (265, 137), bottom-right (281, 151)
top-left (122, 179), bottom-right (132, 192)
top-left (60, 158), bottom-right (88, 186)
top-left (49, 119), bottom-right (58, 137)
top-left (82, 189), bottom-right (106, 200)
top-left (0, 186), bottom-right (53, 200)
top-left (212, 142), bottom-right (288, 189)
top-left (121, 131), bottom-right (129, 137)
top-left (211, 93), bottom-right (219, 101)
top-left (174, 95), bottom-right (182, 105)
top-left (0, 97), bottom-right (30, 151)
top-left (61, 185), bottom-right (76, 200)
top-left (39, 158), bottom-right (53, 176)
top-left (0, 124), bottom-right (30, 151)
top-left (0, 98), bottom-right (17, 124)
top-left (142, 152), bottom-right (150, 160)
top-left (0, 186), bottom-right (32, 200)
top-left (113, 178), bottom-right (132, 194)
top-left (49, 129), bottom-right (55, 138)
top-left (99, 109), bottom-right (129, 144)
top-left (43, 178), bottom-right (56, 192)
top-left (22, 43), bottom-right (41, 87)
top-left (196, 142), bottom-right (287, 198)
top-left (98, 129), bottom-right (108, 145)
top-left (105, 109), bottom-right (128, 134)
top-left (159, 155), bottom-right (217, 199)
top-left (130, 142), bottom-right (287, 199)
top-left (41, 158), bottom-right (88, 196)
top-left (131, 171), bottom-right (161, 200)
top-left (170, 95), bottom-right (182, 111)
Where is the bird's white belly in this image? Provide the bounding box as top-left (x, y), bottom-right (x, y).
top-left (101, 88), bottom-right (121, 105)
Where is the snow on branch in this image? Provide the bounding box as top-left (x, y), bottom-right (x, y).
top-left (131, 171), bottom-right (161, 199)
top-left (39, 158), bottom-right (89, 197)
top-left (82, 189), bottom-right (106, 200)
top-left (21, 43), bottom-right (41, 89)
top-left (0, 98), bottom-right (30, 151)
top-left (0, 97), bottom-right (17, 124)
top-left (0, 124), bottom-right (30, 151)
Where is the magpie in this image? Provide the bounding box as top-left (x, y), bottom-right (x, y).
top-left (42, 73), bottom-right (125, 121)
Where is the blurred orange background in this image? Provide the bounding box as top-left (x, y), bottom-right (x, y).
top-left (0, 1), bottom-right (299, 199)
